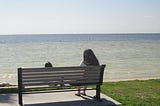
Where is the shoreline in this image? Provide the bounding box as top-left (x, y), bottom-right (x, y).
top-left (104, 77), bottom-right (160, 82)
top-left (0, 83), bottom-right (17, 88)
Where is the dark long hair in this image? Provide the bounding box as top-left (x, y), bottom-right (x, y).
top-left (83, 49), bottom-right (99, 65)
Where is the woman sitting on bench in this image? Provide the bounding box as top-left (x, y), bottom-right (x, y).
top-left (75, 49), bottom-right (100, 96)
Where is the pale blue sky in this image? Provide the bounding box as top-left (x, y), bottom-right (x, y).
top-left (0, 0), bottom-right (160, 34)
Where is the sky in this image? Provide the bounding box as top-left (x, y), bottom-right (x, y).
top-left (0, 0), bottom-right (160, 34)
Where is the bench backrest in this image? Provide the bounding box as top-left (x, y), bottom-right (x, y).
top-left (18, 65), bottom-right (105, 89)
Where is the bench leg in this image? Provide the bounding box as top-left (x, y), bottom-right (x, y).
top-left (18, 91), bottom-right (23, 106)
top-left (96, 85), bottom-right (101, 101)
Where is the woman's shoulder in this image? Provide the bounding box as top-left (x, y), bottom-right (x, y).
top-left (80, 60), bottom-right (87, 66)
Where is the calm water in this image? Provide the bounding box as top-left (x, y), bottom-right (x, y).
top-left (0, 34), bottom-right (160, 84)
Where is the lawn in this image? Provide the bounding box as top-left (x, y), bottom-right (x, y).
top-left (0, 79), bottom-right (160, 105)
top-left (101, 79), bottom-right (160, 106)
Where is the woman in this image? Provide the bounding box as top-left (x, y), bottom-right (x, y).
top-left (75, 49), bottom-right (99, 96)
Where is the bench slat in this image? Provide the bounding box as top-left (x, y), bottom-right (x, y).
top-left (22, 80), bottom-right (100, 86)
top-left (22, 69), bottom-right (99, 75)
top-left (22, 73), bottom-right (84, 77)
top-left (22, 77), bottom-right (99, 83)
top-left (22, 70), bottom-right (84, 74)
top-left (22, 74), bottom-right (99, 81)
top-left (22, 66), bottom-right (101, 72)
top-left (22, 72), bottom-right (99, 77)
top-left (22, 75), bottom-right (83, 80)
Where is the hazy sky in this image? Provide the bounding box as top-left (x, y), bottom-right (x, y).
top-left (0, 0), bottom-right (160, 34)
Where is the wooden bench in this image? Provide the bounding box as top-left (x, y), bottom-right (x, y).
top-left (18, 65), bottom-right (106, 106)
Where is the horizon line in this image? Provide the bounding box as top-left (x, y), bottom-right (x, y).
top-left (0, 32), bottom-right (160, 35)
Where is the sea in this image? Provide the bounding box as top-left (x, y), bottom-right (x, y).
top-left (0, 33), bottom-right (160, 85)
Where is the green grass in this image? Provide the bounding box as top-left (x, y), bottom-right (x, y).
top-left (0, 79), bottom-right (160, 105)
top-left (0, 88), bottom-right (18, 93)
top-left (101, 79), bottom-right (160, 106)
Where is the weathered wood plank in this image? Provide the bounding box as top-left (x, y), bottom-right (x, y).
top-left (22, 70), bottom-right (85, 74)
top-left (22, 66), bottom-right (101, 72)
top-left (22, 80), bottom-right (100, 86)
top-left (22, 70), bottom-right (99, 76)
top-left (22, 77), bottom-right (99, 83)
